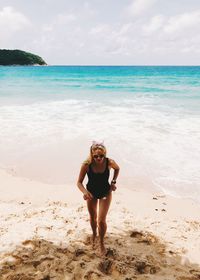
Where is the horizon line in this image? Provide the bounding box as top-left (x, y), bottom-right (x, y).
top-left (44, 64), bottom-right (200, 67)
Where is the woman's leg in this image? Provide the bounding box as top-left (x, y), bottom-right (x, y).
top-left (98, 192), bottom-right (112, 255)
top-left (87, 198), bottom-right (98, 247)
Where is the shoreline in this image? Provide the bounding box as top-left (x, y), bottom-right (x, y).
top-left (2, 164), bottom-right (199, 206)
top-left (1, 167), bottom-right (199, 204)
top-left (0, 168), bottom-right (200, 279)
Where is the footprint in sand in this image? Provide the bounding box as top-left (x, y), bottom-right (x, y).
top-left (115, 238), bottom-right (123, 246)
top-left (134, 261), bottom-right (159, 275)
top-left (98, 259), bottom-right (113, 274)
top-left (105, 247), bottom-right (118, 259)
top-left (22, 239), bottom-right (36, 250)
top-left (130, 231), bottom-right (144, 238)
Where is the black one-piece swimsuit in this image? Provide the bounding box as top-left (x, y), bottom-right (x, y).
top-left (86, 158), bottom-right (111, 199)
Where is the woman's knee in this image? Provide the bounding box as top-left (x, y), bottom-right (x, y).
top-left (98, 219), bottom-right (106, 227)
top-left (90, 213), bottom-right (97, 223)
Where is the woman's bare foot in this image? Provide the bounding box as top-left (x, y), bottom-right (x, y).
top-left (84, 234), bottom-right (97, 249)
top-left (100, 243), bottom-right (106, 256)
top-left (92, 234), bottom-right (97, 249)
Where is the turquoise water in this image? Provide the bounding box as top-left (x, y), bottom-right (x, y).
top-left (0, 66), bottom-right (200, 201)
top-left (1, 66), bottom-right (200, 99)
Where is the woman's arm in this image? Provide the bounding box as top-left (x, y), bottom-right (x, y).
top-left (77, 164), bottom-right (93, 200)
top-left (109, 159), bottom-right (120, 190)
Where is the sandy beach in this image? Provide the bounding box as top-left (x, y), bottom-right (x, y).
top-left (1, 0), bottom-right (200, 278)
top-left (0, 168), bottom-right (200, 280)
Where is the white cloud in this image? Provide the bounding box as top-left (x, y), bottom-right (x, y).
top-left (0, 6), bottom-right (31, 46)
top-left (118, 23), bottom-right (133, 35)
top-left (139, 10), bottom-right (200, 57)
top-left (31, 7), bottom-right (200, 64)
top-left (55, 13), bottom-right (77, 25)
top-left (164, 11), bottom-right (200, 34)
top-left (89, 24), bottom-right (110, 35)
top-left (2, 2), bottom-right (200, 64)
top-left (0, 6), bottom-right (30, 32)
top-left (143, 15), bottom-right (165, 34)
top-left (32, 12), bottom-right (78, 52)
top-left (127, 0), bottom-right (157, 17)
top-left (82, 1), bottom-right (96, 17)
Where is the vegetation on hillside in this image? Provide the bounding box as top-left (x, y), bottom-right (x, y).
top-left (0, 49), bottom-right (47, 65)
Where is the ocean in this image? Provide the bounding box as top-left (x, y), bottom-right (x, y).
top-left (0, 66), bottom-right (200, 202)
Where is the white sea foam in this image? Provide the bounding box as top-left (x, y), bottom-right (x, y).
top-left (0, 96), bottom-right (199, 202)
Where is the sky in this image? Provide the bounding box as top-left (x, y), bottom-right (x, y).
top-left (0, 0), bottom-right (200, 65)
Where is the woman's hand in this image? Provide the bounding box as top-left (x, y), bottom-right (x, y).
top-left (111, 183), bottom-right (117, 191)
top-left (83, 190), bottom-right (93, 200)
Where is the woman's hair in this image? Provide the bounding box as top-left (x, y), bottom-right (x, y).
top-left (83, 143), bottom-right (107, 165)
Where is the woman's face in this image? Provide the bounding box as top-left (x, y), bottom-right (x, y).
top-left (92, 148), bottom-right (105, 163)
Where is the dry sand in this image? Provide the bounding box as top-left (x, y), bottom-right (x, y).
top-left (0, 168), bottom-right (200, 280)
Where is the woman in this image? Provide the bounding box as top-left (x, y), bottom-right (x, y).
top-left (77, 142), bottom-right (120, 255)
